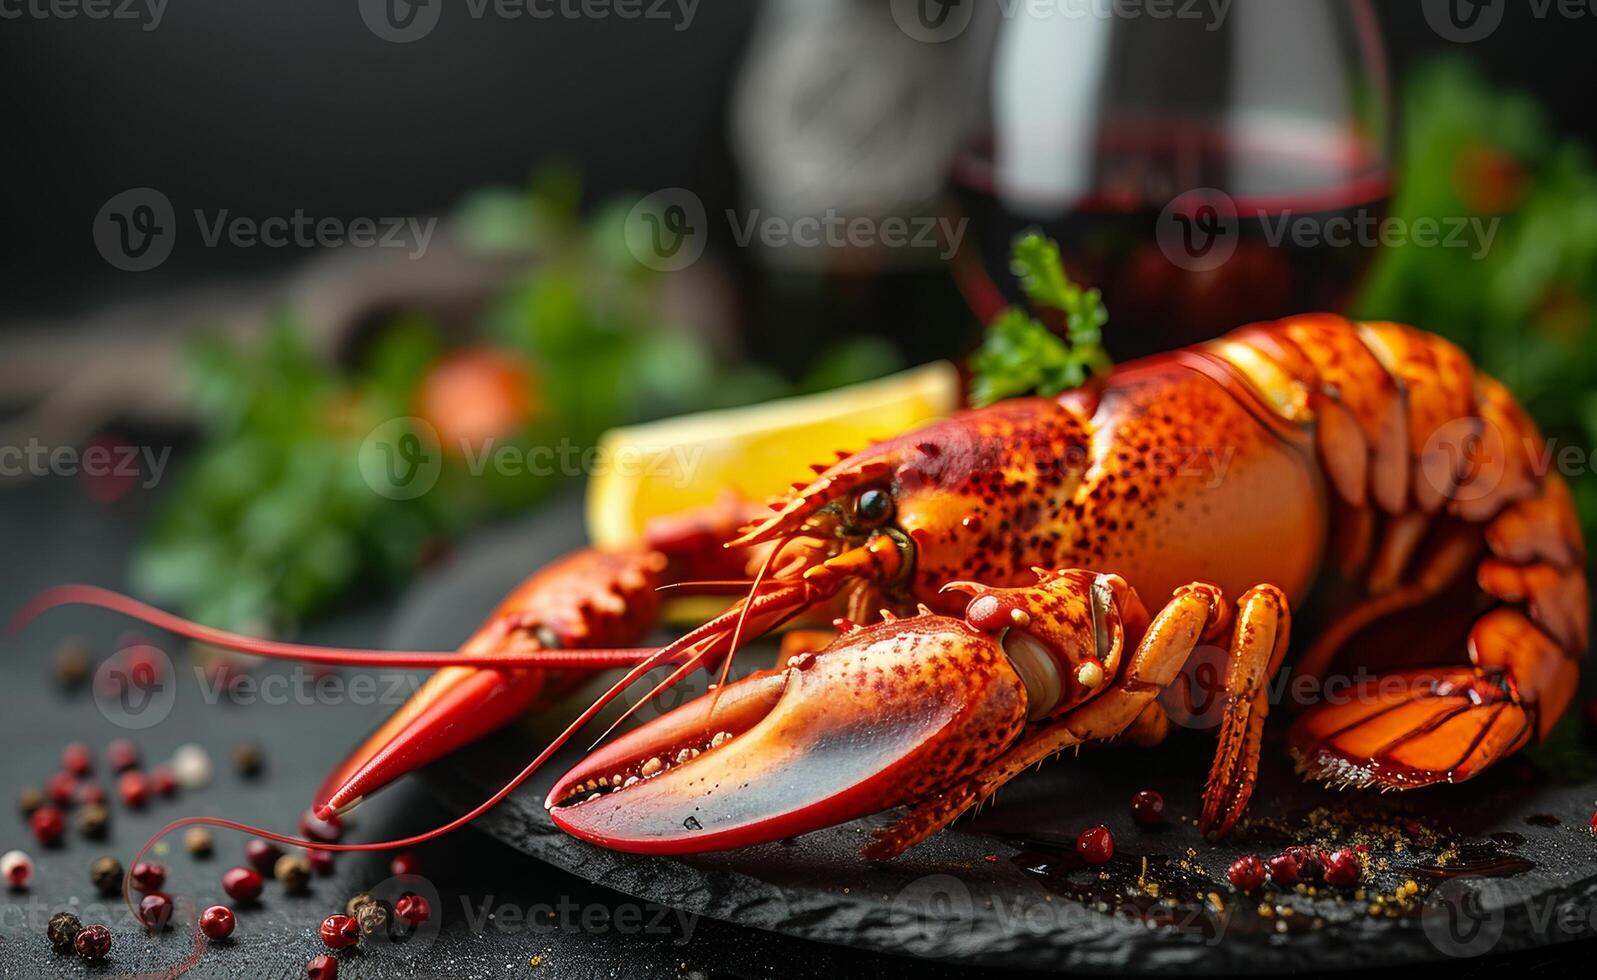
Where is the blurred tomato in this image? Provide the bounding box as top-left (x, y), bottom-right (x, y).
top-left (413, 347), bottom-right (539, 457)
top-left (1454, 143), bottom-right (1525, 216)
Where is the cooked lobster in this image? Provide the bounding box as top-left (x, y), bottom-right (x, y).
top-left (23, 314), bottom-right (1586, 864)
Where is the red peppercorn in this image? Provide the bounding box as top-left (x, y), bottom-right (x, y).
top-left (1285, 845), bottom-right (1322, 882)
top-left (1267, 852), bottom-right (1300, 886)
top-left (30, 806), bottom-right (66, 847)
top-left (319, 913), bottom-right (360, 950)
top-left (107, 738), bottom-right (140, 771)
top-left (139, 892), bottom-right (174, 931)
top-left (1590, 809), bottom-right (1597, 836)
top-left (62, 742), bottom-right (93, 776)
top-left (76, 782), bottom-right (107, 807)
top-left (306, 848), bottom-right (335, 876)
top-left (1227, 854), bottom-right (1266, 892)
top-left (1324, 848), bottom-right (1361, 887)
top-left (306, 954), bottom-right (338, 980)
top-left (1129, 790), bottom-right (1165, 828)
top-left (395, 892), bottom-right (431, 927)
top-left (200, 905), bottom-right (236, 941)
top-left (118, 770), bottom-right (150, 809)
top-left (130, 861), bottom-right (167, 893)
top-left (1076, 825), bottom-right (1114, 865)
top-left (245, 839), bottom-right (283, 874)
top-left (299, 809), bottom-right (343, 844)
top-left (151, 765), bottom-right (177, 797)
top-left (222, 867), bottom-right (264, 903)
top-left (390, 850), bottom-right (419, 876)
top-left (45, 771), bottom-right (79, 808)
top-left (74, 923), bottom-right (113, 960)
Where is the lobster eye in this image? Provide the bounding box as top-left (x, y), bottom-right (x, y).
top-left (854, 488), bottom-right (893, 527)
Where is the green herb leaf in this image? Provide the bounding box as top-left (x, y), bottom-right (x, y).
top-left (969, 232), bottom-right (1112, 407)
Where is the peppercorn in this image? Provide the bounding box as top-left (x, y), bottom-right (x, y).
top-left (170, 744), bottom-right (212, 789)
top-left (1076, 825), bottom-right (1114, 865)
top-left (30, 806), bottom-right (66, 847)
top-left (1227, 854), bottom-right (1266, 892)
top-left (130, 861), bottom-right (167, 893)
top-left (45, 772), bottom-right (79, 808)
top-left (185, 827), bottom-right (214, 857)
top-left (355, 899), bottom-right (390, 936)
top-left (200, 905), bottom-right (236, 941)
top-left (2, 850), bottom-right (33, 890)
top-left (233, 742), bottom-right (265, 778)
top-left (1267, 851), bottom-right (1300, 885)
top-left (245, 839), bottom-right (282, 874)
top-left (52, 637), bottom-right (92, 691)
top-left (74, 923), bottom-right (112, 960)
top-left (347, 892), bottom-right (375, 916)
top-left (62, 742), bottom-right (94, 776)
top-left (90, 856), bottom-right (124, 896)
top-left (1324, 847), bottom-right (1362, 887)
top-left (118, 770), bottom-right (150, 809)
top-left (275, 854), bottom-right (311, 894)
top-left (1129, 790), bottom-right (1165, 828)
top-left (76, 803), bottom-right (111, 839)
top-left (305, 954), bottom-right (338, 980)
top-left (390, 850), bottom-right (419, 877)
top-left (139, 892), bottom-right (174, 931)
top-left (306, 848), bottom-right (334, 876)
top-left (76, 782), bottom-right (107, 807)
top-left (222, 867), bottom-right (263, 903)
top-left (17, 786), bottom-right (45, 817)
top-left (395, 892), bottom-right (431, 927)
top-left (1284, 845), bottom-right (1322, 883)
top-left (319, 913), bottom-right (360, 950)
top-left (106, 738), bottom-right (139, 772)
top-left (151, 765), bottom-right (178, 797)
top-left (48, 911), bottom-right (83, 950)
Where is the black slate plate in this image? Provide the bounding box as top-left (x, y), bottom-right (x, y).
top-left (392, 496), bottom-right (1597, 973)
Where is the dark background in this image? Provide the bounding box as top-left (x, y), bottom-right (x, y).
top-left (0, 1), bottom-right (1594, 324)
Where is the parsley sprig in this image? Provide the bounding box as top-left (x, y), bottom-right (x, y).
top-left (968, 233), bottom-right (1112, 407)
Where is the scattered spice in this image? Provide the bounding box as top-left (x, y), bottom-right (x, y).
top-left (74, 923), bottom-right (113, 960)
top-left (200, 905), bottom-right (236, 941)
top-left (170, 744), bottom-right (213, 789)
top-left (45, 772), bottom-right (78, 808)
top-left (319, 913), bottom-right (360, 950)
top-left (107, 738), bottom-right (139, 772)
top-left (30, 806), bottom-right (66, 847)
top-left (139, 892), bottom-right (175, 931)
top-left (1324, 848), bottom-right (1362, 887)
top-left (1227, 854), bottom-right (1266, 892)
top-left (17, 786), bottom-right (45, 817)
top-left (185, 827), bottom-right (214, 857)
top-left (151, 765), bottom-right (178, 797)
top-left (1267, 851), bottom-right (1300, 886)
top-left (306, 953), bottom-right (338, 980)
top-left (222, 867), bottom-right (264, 903)
top-left (2, 850), bottom-right (33, 890)
top-left (118, 770), bottom-right (150, 809)
top-left (275, 854), bottom-right (312, 894)
top-left (52, 638), bottom-right (92, 690)
top-left (390, 850), bottom-right (420, 876)
top-left (395, 892), bottom-right (431, 927)
top-left (245, 839), bottom-right (283, 874)
top-left (1129, 790), bottom-right (1165, 828)
top-left (90, 856), bottom-right (125, 896)
top-left (131, 861), bottom-right (168, 893)
top-left (48, 911), bottom-right (83, 950)
top-left (62, 742), bottom-right (93, 776)
top-left (76, 802), bottom-right (111, 839)
top-left (355, 899), bottom-right (391, 936)
top-left (1076, 825), bottom-right (1114, 865)
top-left (346, 892), bottom-right (375, 917)
top-left (76, 782), bottom-right (107, 807)
top-left (232, 742), bottom-right (265, 778)
top-left (306, 848), bottom-right (335, 876)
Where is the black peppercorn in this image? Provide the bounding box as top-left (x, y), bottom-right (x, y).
top-left (76, 803), bottom-right (111, 839)
top-left (17, 786), bottom-right (45, 817)
top-left (184, 827), bottom-right (214, 857)
top-left (346, 892), bottom-right (374, 917)
top-left (47, 911), bottom-right (83, 950)
top-left (90, 856), bottom-right (124, 897)
top-left (274, 854), bottom-right (311, 894)
top-left (232, 742), bottom-right (264, 778)
top-left (53, 637), bottom-right (92, 691)
top-left (355, 899), bottom-right (391, 936)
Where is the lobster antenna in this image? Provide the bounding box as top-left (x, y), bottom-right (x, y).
top-left (708, 534), bottom-right (790, 719)
top-left (11, 585), bottom-right (663, 670)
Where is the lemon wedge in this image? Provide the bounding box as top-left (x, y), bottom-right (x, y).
top-left (585, 361), bottom-right (961, 548)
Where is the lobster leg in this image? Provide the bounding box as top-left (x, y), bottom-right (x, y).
top-left (1199, 584), bottom-right (1290, 837)
top-left (863, 582), bottom-right (1228, 860)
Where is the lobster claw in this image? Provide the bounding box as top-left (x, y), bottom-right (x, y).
top-left (546, 614), bottom-right (1028, 855)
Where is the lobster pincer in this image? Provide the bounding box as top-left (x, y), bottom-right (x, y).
top-left (547, 568), bottom-right (1289, 857)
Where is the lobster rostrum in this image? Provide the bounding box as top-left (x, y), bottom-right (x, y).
top-left (19, 314), bottom-right (1587, 866)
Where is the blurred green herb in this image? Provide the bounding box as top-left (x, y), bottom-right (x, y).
top-left (1353, 58), bottom-right (1597, 538)
top-left (968, 232), bottom-right (1113, 407)
top-left (136, 175), bottom-right (900, 630)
